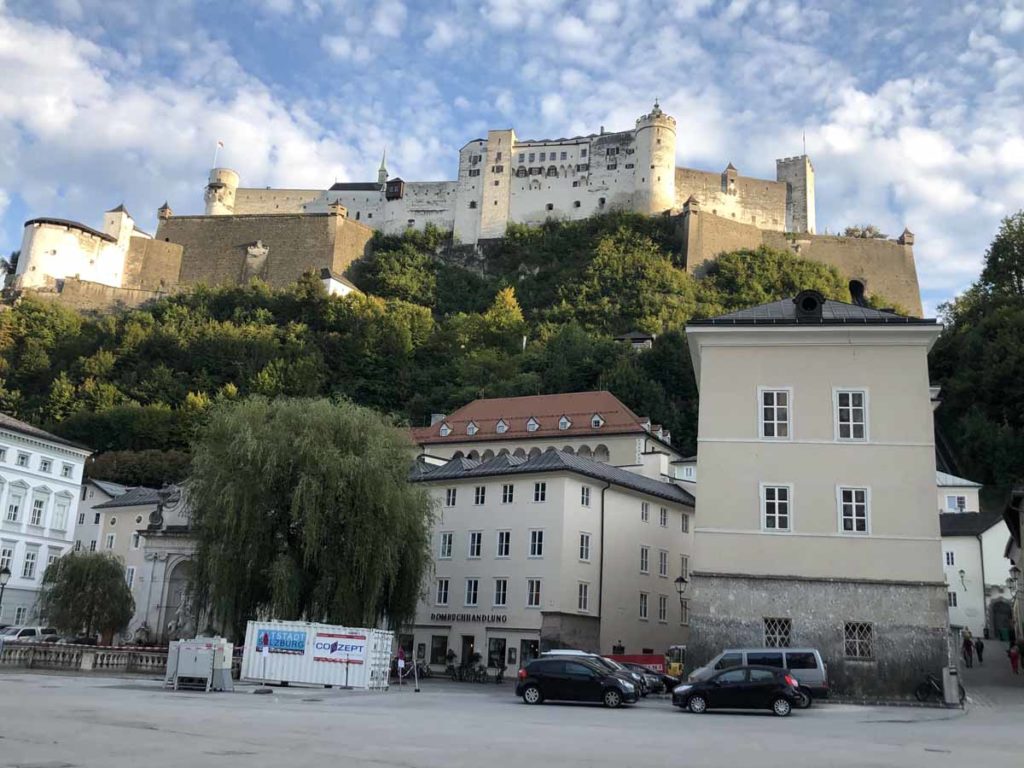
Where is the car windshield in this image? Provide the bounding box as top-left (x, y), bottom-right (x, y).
top-left (0, 627), bottom-right (20, 636)
top-left (603, 659), bottom-right (626, 670)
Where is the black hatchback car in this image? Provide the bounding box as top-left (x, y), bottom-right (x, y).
top-left (672, 665), bottom-right (801, 717)
top-left (516, 658), bottom-right (639, 708)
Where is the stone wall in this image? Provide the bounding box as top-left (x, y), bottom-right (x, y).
top-left (675, 168), bottom-right (787, 231)
top-left (687, 573), bottom-right (948, 699)
top-left (156, 212), bottom-right (373, 289)
top-left (30, 278), bottom-right (170, 311)
top-left (682, 207), bottom-right (764, 276)
top-left (233, 187), bottom-right (322, 215)
top-left (540, 611), bottom-right (601, 653)
top-left (123, 238), bottom-right (183, 291)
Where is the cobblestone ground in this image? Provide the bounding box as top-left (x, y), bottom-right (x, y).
top-left (0, 671), bottom-right (1021, 768)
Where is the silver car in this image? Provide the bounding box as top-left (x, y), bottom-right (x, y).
top-left (688, 648), bottom-right (828, 707)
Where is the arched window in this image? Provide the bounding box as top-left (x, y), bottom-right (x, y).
top-left (481, 450), bottom-right (495, 461)
top-left (468, 450), bottom-right (480, 461)
top-left (528, 447), bottom-right (542, 458)
top-left (513, 448), bottom-right (527, 458)
top-left (594, 445), bottom-right (610, 463)
top-left (849, 279), bottom-right (866, 306)
top-left (546, 166), bottom-right (558, 177)
top-left (561, 446), bottom-right (575, 455)
top-left (577, 445), bottom-right (593, 459)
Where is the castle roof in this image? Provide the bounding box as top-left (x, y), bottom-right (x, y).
top-left (106, 203), bottom-right (130, 215)
top-left (23, 218), bottom-right (115, 243)
top-left (329, 182), bottom-right (382, 192)
top-left (725, 162), bottom-right (737, 171)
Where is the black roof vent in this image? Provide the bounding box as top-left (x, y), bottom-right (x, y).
top-left (793, 290), bottom-right (825, 321)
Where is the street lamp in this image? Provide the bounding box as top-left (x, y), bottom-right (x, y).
top-left (0, 565), bottom-right (11, 623)
top-left (674, 575), bottom-right (689, 603)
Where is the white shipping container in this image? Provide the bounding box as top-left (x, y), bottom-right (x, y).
top-left (240, 620), bottom-right (392, 690)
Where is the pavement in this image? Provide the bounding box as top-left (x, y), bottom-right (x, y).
top-left (0, 669), bottom-right (1022, 768)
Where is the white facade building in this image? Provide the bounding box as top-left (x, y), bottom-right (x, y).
top-left (74, 479), bottom-right (128, 555)
top-left (0, 414), bottom-right (91, 625)
top-left (407, 450), bottom-right (694, 670)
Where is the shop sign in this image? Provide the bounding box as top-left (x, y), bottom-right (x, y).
top-left (429, 612), bottom-right (509, 624)
top-left (313, 632), bottom-right (367, 664)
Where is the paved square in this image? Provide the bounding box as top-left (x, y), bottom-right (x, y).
top-left (0, 671), bottom-right (1021, 767)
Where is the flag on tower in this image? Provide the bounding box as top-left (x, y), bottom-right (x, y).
top-left (217, 140), bottom-right (224, 148)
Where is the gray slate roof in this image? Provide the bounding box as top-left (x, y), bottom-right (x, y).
top-left (412, 449), bottom-right (695, 506)
top-left (936, 471), bottom-right (982, 488)
top-left (939, 509), bottom-right (1005, 537)
top-left (93, 485), bottom-right (164, 509)
top-left (328, 182), bottom-right (382, 191)
top-left (689, 297), bottom-right (935, 326)
top-left (91, 479), bottom-right (129, 497)
top-left (0, 413), bottom-right (91, 451)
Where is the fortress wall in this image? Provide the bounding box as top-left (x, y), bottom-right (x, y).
top-left (328, 218), bottom-right (376, 276)
top-left (233, 188), bottom-right (323, 215)
top-left (675, 168), bottom-right (786, 230)
top-left (378, 181), bottom-right (458, 235)
top-left (682, 209), bottom-right (764, 276)
top-left (30, 278), bottom-right (171, 311)
top-left (761, 231), bottom-right (923, 317)
top-left (157, 213), bottom-right (372, 289)
top-left (123, 238), bottom-right (183, 291)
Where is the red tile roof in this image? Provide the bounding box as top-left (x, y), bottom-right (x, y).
top-left (411, 391), bottom-right (651, 445)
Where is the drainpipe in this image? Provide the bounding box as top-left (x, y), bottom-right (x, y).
top-left (597, 481), bottom-right (611, 653)
top-left (977, 531), bottom-right (988, 635)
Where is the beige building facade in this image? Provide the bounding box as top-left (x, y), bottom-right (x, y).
top-left (408, 450), bottom-right (694, 670)
top-left (685, 291), bottom-right (947, 697)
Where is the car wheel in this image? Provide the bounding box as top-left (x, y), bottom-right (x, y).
top-left (772, 697), bottom-right (792, 717)
top-left (796, 689), bottom-right (813, 709)
top-left (603, 689), bottom-right (623, 709)
top-left (522, 685), bottom-right (543, 705)
top-left (688, 694), bottom-right (707, 714)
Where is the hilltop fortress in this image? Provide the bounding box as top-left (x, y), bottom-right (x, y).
top-left (10, 103), bottom-right (922, 315)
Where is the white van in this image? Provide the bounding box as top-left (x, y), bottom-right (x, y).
top-left (689, 648), bottom-right (828, 705)
top-left (0, 626), bottom-right (56, 642)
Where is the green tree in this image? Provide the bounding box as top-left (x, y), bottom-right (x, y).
top-left (980, 211), bottom-right (1024, 297)
top-left (40, 553), bottom-right (134, 639)
top-left (188, 397), bottom-right (433, 639)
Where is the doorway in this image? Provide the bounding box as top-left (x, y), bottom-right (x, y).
top-left (992, 600), bottom-right (1013, 642)
top-left (461, 634), bottom-right (476, 665)
top-left (520, 638), bottom-right (539, 666)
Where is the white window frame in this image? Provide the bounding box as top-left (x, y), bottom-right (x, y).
top-left (473, 486), bottom-right (486, 506)
top-left (946, 495), bottom-right (967, 512)
top-left (526, 578), bottom-right (542, 608)
top-left (844, 621), bottom-right (873, 659)
top-left (496, 419), bottom-right (508, 434)
top-left (61, 463), bottom-right (73, 479)
top-left (760, 483), bottom-right (793, 533)
top-left (22, 549), bottom-right (38, 579)
top-left (105, 533), bottom-right (116, 550)
top-left (658, 594), bottom-right (668, 623)
top-left (757, 386), bottom-right (793, 441)
top-left (439, 423), bottom-right (452, 437)
top-left (639, 592), bottom-right (649, 620)
top-left (837, 485), bottom-right (871, 535)
top-left (578, 582), bottom-right (590, 612)
top-left (464, 578), bottom-right (479, 607)
top-left (529, 529), bottom-right (544, 558)
top-left (73, 540), bottom-right (82, 552)
top-left (14, 606), bottom-right (27, 624)
top-left (526, 417), bottom-right (540, 432)
top-left (641, 501), bottom-right (649, 523)
top-left (52, 498), bottom-right (70, 531)
top-left (29, 497), bottom-right (46, 527)
top-left (0, 544), bottom-right (12, 571)
top-left (496, 530), bottom-right (510, 558)
top-left (439, 531), bottom-right (454, 559)
top-left (39, 458), bottom-right (52, 473)
top-left (591, 413), bottom-right (604, 428)
top-left (89, 540), bottom-right (97, 552)
top-left (444, 488), bottom-right (457, 507)
top-left (559, 416), bottom-right (572, 430)
top-left (468, 531), bottom-right (482, 559)
top-left (947, 591), bottom-right (957, 607)
top-left (680, 554), bottom-right (689, 580)
top-left (436, 578), bottom-right (450, 606)
top-left (125, 566), bottom-right (135, 589)
top-left (493, 578), bottom-right (508, 607)
top-left (681, 512), bottom-right (689, 533)
top-left (581, 485), bottom-right (591, 507)
top-left (945, 551), bottom-right (954, 566)
top-left (466, 421), bottom-right (478, 436)
top-left (501, 483), bottom-right (514, 504)
top-left (659, 507), bottom-right (668, 527)
top-left (16, 452), bottom-right (29, 468)
top-left (533, 482), bottom-right (546, 502)
top-left (639, 545), bottom-right (649, 574)
top-left (579, 532), bottom-right (591, 562)
top-left (833, 388), bottom-right (869, 442)
top-left (658, 549), bottom-right (668, 577)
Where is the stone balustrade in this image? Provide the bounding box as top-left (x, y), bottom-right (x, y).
top-left (0, 642), bottom-right (168, 675)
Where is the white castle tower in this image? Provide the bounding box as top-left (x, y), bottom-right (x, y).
top-left (204, 167), bottom-right (240, 215)
top-left (633, 100), bottom-right (677, 215)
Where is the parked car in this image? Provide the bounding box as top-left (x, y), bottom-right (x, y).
top-left (0, 626), bottom-right (57, 642)
top-left (516, 658), bottom-right (638, 708)
top-left (673, 665), bottom-right (802, 717)
top-left (688, 648), bottom-right (827, 707)
top-left (540, 651), bottom-right (648, 696)
top-left (57, 635), bottom-right (98, 646)
top-left (620, 662), bottom-right (667, 694)
top-left (39, 634), bottom-right (62, 643)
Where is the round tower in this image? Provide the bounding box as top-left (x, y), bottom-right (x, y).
top-left (633, 100), bottom-right (677, 215)
top-left (204, 167), bottom-right (240, 215)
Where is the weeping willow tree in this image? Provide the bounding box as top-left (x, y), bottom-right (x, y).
top-left (188, 396), bottom-right (433, 640)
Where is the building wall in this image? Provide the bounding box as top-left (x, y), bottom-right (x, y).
top-left (15, 221), bottom-right (125, 290)
top-left (122, 238), bottom-right (183, 291)
top-left (675, 168), bottom-right (787, 231)
top-left (937, 485), bottom-right (981, 513)
top-left (480, 130), bottom-right (516, 239)
top-left (0, 430), bottom-right (87, 626)
top-left (941, 536), bottom-right (985, 636)
top-left (30, 278), bottom-right (170, 312)
top-left (74, 483), bottom-right (117, 554)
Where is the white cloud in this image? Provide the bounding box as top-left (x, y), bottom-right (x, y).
top-left (371, 0), bottom-right (406, 38)
top-left (553, 16), bottom-right (592, 46)
top-left (586, 1), bottom-right (620, 24)
top-left (321, 34), bottom-right (370, 63)
top-left (425, 19), bottom-right (457, 52)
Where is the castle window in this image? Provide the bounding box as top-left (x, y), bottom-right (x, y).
top-left (572, 181), bottom-right (580, 187)
top-left (468, 169), bottom-right (481, 177)
top-left (494, 180), bottom-right (500, 186)
top-left (518, 153), bottom-right (524, 162)
top-left (516, 167), bottom-right (527, 177)
top-left (495, 152), bottom-right (502, 162)
top-left (607, 164), bottom-right (617, 170)
top-left (407, 219), bottom-right (415, 226)
top-left (368, 213), bottom-right (373, 218)
top-left (576, 164), bottom-right (589, 172)
top-left (492, 165), bottom-right (504, 173)
top-left (625, 164), bottom-right (634, 169)
top-left (546, 166), bottom-right (557, 177)
top-left (469, 201), bottom-right (477, 209)
top-left (581, 148), bottom-right (587, 157)
top-left (560, 151), bottom-right (567, 160)
top-left (355, 211), bottom-right (360, 220)
top-left (657, 139), bottom-right (661, 145)
top-left (606, 147), bottom-right (618, 155)
top-left (573, 201), bottom-right (581, 208)
top-left (539, 152), bottom-right (546, 161)
top-left (598, 197), bottom-right (606, 207)
top-left (529, 152), bottom-right (535, 162)
top-left (546, 203), bottom-right (554, 211)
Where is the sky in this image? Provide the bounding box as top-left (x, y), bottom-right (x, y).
top-left (0, 0), bottom-right (1022, 314)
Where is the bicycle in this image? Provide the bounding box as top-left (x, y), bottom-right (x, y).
top-left (914, 672), bottom-right (965, 705)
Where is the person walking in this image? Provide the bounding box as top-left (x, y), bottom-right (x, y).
top-left (1010, 644), bottom-right (1020, 675)
top-left (974, 637), bottom-right (984, 665)
top-left (961, 635), bottom-right (974, 668)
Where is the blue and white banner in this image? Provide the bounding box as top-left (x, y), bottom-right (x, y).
top-left (255, 628), bottom-right (307, 655)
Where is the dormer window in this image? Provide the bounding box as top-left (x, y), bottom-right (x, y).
top-left (591, 414), bottom-right (605, 428)
top-left (558, 416), bottom-right (572, 430)
top-left (466, 421), bottom-right (479, 436)
top-left (496, 420), bottom-right (508, 434)
top-left (439, 423), bottom-right (452, 437)
top-left (526, 417), bottom-right (540, 433)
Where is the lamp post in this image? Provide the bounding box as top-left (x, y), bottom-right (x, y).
top-left (0, 565), bottom-right (11, 625)
top-left (674, 575), bottom-right (689, 623)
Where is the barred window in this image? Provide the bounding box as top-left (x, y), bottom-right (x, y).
top-left (844, 622), bottom-right (873, 658)
top-left (763, 617), bottom-right (792, 648)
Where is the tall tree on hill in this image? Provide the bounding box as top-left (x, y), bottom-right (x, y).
top-left (188, 397), bottom-right (433, 639)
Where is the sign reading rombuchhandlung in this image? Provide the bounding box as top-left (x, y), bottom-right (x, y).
top-left (313, 632), bottom-right (368, 665)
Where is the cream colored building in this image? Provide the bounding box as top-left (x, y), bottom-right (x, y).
top-left (408, 449), bottom-right (694, 670)
top-left (685, 291), bottom-right (947, 697)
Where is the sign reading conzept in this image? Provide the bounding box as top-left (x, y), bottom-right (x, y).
top-left (313, 632), bottom-right (367, 664)
top-left (255, 628), bottom-right (307, 655)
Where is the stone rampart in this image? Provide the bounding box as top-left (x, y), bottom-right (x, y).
top-left (123, 238), bottom-right (183, 291)
top-left (29, 278), bottom-right (171, 311)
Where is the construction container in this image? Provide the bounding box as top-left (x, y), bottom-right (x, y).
top-left (240, 620), bottom-right (392, 690)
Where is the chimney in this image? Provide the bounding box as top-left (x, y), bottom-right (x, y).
top-left (430, 413), bottom-right (447, 426)
top-left (638, 450), bottom-right (670, 480)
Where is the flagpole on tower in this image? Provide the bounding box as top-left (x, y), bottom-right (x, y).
top-left (213, 140), bottom-right (224, 168)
